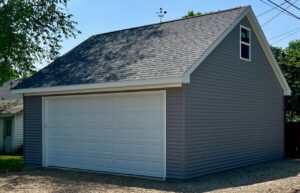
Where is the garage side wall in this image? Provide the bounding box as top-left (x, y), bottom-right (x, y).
top-left (184, 17), bottom-right (284, 178)
top-left (166, 88), bottom-right (185, 179)
top-left (24, 96), bottom-right (42, 166)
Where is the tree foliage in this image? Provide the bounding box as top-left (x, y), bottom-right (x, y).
top-left (182, 10), bottom-right (202, 19)
top-left (0, 0), bottom-right (80, 85)
top-left (271, 40), bottom-right (300, 122)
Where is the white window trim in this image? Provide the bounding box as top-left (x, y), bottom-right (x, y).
top-left (240, 25), bottom-right (251, 61)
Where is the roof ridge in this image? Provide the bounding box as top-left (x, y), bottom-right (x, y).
top-left (91, 6), bottom-right (249, 38)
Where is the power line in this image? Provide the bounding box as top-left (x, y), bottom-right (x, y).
top-left (257, 1), bottom-right (287, 17)
top-left (265, 0), bottom-right (300, 20)
top-left (262, 0), bottom-right (299, 26)
top-left (259, 0), bottom-right (300, 21)
top-left (269, 27), bottom-right (300, 40)
top-left (259, 0), bottom-right (285, 12)
top-left (271, 29), bottom-right (300, 44)
top-left (284, 0), bottom-right (300, 10)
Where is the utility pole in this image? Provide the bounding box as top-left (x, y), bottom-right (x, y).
top-left (156, 8), bottom-right (167, 23)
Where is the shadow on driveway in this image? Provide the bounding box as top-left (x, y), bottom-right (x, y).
top-left (1, 159), bottom-right (300, 193)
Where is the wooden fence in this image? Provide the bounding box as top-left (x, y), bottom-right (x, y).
top-left (285, 122), bottom-right (300, 158)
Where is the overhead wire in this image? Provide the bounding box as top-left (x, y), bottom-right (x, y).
top-left (265, 0), bottom-right (300, 20)
top-left (262, 0), bottom-right (299, 26)
top-left (284, 0), bottom-right (300, 11)
top-left (271, 29), bottom-right (300, 44)
top-left (257, 1), bottom-right (287, 17)
top-left (259, 0), bottom-right (286, 12)
top-left (258, 0), bottom-right (300, 45)
top-left (268, 27), bottom-right (300, 40)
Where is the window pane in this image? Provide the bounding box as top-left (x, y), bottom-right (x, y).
top-left (5, 119), bottom-right (12, 136)
top-left (241, 28), bottom-right (249, 43)
top-left (241, 44), bottom-right (250, 59)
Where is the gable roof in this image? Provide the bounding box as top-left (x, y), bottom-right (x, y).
top-left (13, 6), bottom-right (291, 95)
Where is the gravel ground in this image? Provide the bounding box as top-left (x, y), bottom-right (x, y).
top-left (0, 159), bottom-right (300, 193)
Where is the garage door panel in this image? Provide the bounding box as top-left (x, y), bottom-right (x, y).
top-left (100, 158), bottom-right (113, 169)
top-left (86, 158), bottom-right (98, 167)
top-left (44, 91), bottom-right (165, 178)
top-left (129, 144), bottom-right (144, 155)
top-left (101, 128), bottom-right (113, 138)
top-left (101, 143), bottom-right (113, 153)
top-left (128, 129), bottom-right (144, 139)
top-left (114, 159), bottom-right (128, 169)
top-left (113, 129), bottom-right (127, 138)
top-left (49, 136), bottom-right (85, 143)
top-left (145, 129), bottom-right (163, 140)
top-left (145, 155), bottom-right (164, 163)
top-left (87, 143), bottom-right (98, 151)
top-left (129, 161), bottom-right (145, 171)
top-left (114, 143), bottom-right (129, 154)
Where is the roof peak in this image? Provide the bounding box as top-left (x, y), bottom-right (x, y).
top-left (92, 6), bottom-right (249, 38)
top-left (163, 6), bottom-right (249, 22)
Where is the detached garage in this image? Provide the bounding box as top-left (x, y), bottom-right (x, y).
top-left (14, 6), bottom-right (291, 179)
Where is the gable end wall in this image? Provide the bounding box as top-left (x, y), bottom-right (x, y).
top-left (184, 17), bottom-right (284, 178)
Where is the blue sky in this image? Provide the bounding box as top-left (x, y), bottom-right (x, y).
top-left (37, 0), bottom-right (300, 68)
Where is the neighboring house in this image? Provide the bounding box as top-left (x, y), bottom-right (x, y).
top-left (0, 80), bottom-right (23, 154)
top-left (13, 6), bottom-right (291, 180)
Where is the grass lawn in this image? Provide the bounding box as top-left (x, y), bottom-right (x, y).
top-left (0, 155), bottom-right (24, 172)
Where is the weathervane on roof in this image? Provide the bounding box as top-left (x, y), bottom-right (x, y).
top-left (156, 8), bottom-right (167, 23)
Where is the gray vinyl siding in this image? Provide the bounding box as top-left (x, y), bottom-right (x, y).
top-left (24, 96), bottom-right (42, 165)
top-left (23, 89), bottom-right (185, 178)
top-left (166, 88), bottom-right (185, 179)
top-left (184, 17), bottom-right (284, 178)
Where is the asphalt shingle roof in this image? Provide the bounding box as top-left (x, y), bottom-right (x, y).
top-left (15, 6), bottom-right (247, 89)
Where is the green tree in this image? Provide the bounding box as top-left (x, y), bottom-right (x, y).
top-left (182, 10), bottom-right (202, 19)
top-left (0, 0), bottom-right (80, 85)
top-left (271, 40), bottom-right (300, 122)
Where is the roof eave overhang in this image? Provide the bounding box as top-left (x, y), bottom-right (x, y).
top-left (12, 77), bottom-right (183, 96)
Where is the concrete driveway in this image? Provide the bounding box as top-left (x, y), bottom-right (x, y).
top-left (1, 159), bottom-right (300, 193)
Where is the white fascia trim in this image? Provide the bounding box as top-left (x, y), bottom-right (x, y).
top-left (181, 7), bottom-right (291, 96)
top-left (12, 77), bottom-right (183, 94)
top-left (246, 10), bottom-right (291, 96)
top-left (182, 7), bottom-right (250, 83)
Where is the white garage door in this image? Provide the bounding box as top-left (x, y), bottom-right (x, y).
top-left (43, 91), bottom-right (166, 178)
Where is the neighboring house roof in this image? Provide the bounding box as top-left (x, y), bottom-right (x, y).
top-left (13, 6), bottom-right (291, 95)
top-left (0, 80), bottom-right (23, 116)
